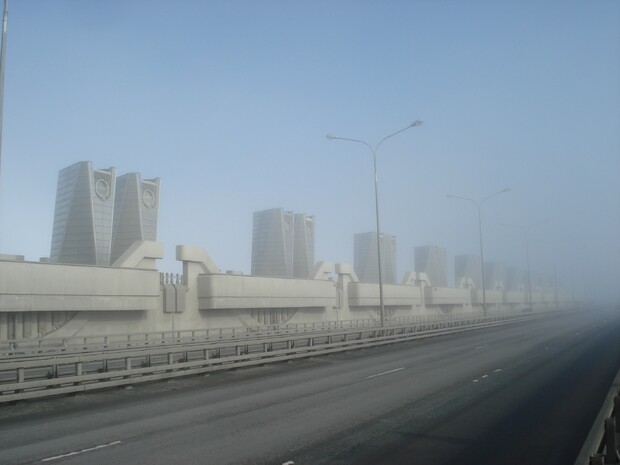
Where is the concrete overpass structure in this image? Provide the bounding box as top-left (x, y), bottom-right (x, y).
top-left (0, 240), bottom-right (575, 343)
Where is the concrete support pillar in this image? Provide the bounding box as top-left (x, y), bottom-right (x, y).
top-left (0, 313), bottom-right (7, 340)
top-left (39, 312), bottom-right (52, 337)
top-left (176, 245), bottom-right (220, 316)
top-left (23, 312), bottom-right (34, 339)
top-left (15, 313), bottom-right (24, 340)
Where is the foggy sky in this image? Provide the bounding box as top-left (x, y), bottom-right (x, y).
top-left (0, 1), bottom-right (618, 303)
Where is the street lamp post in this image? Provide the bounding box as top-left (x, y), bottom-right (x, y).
top-left (447, 188), bottom-right (510, 317)
top-left (327, 120), bottom-right (423, 330)
top-left (503, 219), bottom-right (549, 312)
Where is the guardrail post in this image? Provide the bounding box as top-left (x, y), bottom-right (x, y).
top-left (76, 362), bottom-right (82, 376)
top-left (17, 367), bottom-right (24, 383)
top-left (605, 417), bottom-right (620, 463)
top-left (126, 357), bottom-right (132, 370)
top-left (203, 349), bottom-right (210, 360)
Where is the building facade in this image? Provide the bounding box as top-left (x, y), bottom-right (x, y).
top-left (50, 161), bottom-right (117, 266)
top-left (251, 208), bottom-right (315, 278)
top-left (414, 245), bottom-right (447, 287)
top-left (354, 232), bottom-right (397, 284)
top-left (50, 162), bottom-right (159, 267)
top-left (110, 173), bottom-right (160, 264)
top-left (293, 213), bottom-right (315, 279)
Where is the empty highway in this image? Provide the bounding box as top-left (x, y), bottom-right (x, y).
top-left (1, 308), bottom-right (619, 465)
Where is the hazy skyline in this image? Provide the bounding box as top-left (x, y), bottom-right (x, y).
top-left (0, 1), bottom-right (618, 302)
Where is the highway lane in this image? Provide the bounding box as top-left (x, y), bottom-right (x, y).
top-left (0, 308), bottom-right (619, 465)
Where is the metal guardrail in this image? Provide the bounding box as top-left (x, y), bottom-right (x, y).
top-left (0, 312), bottom-right (487, 358)
top-left (575, 369), bottom-right (620, 465)
top-left (0, 312), bottom-right (549, 403)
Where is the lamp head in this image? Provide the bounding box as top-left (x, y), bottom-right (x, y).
top-left (326, 134), bottom-right (336, 140)
top-left (411, 120), bottom-right (424, 127)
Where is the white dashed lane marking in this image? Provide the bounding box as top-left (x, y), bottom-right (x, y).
top-left (472, 368), bottom-right (502, 383)
top-left (364, 367), bottom-right (405, 380)
top-left (41, 441), bottom-right (122, 462)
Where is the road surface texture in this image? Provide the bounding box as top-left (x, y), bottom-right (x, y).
top-left (1, 308), bottom-right (619, 465)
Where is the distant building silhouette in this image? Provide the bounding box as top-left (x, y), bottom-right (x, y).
top-left (414, 245), bottom-right (447, 287)
top-left (354, 232), bottom-right (397, 284)
top-left (455, 254), bottom-right (482, 289)
top-left (251, 208), bottom-right (315, 278)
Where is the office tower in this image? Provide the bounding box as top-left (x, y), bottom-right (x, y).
top-left (293, 214), bottom-right (315, 278)
top-left (455, 255), bottom-right (482, 289)
top-left (414, 245), bottom-right (447, 287)
top-left (110, 173), bottom-right (160, 264)
top-left (251, 208), bottom-right (315, 278)
top-left (50, 161), bottom-right (117, 266)
top-left (251, 208), bottom-right (295, 277)
top-left (354, 232), bottom-right (397, 284)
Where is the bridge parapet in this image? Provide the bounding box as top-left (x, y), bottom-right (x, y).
top-left (0, 259), bottom-right (160, 313)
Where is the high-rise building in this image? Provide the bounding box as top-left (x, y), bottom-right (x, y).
top-left (50, 161), bottom-right (116, 266)
top-left (414, 245), bottom-right (447, 287)
top-left (50, 161), bottom-right (160, 267)
top-left (293, 213), bottom-right (315, 279)
top-left (354, 232), bottom-right (397, 284)
top-left (110, 173), bottom-right (160, 264)
top-left (251, 208), bottom-right (315, 278)
top-left (455, 254), bottom-right (482, 289)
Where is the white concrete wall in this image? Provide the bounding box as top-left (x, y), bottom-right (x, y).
top-left (196, 274), bottom-right (337, 310)
top-left (0, 243), bottom-right (575, 341)
top-left (424, 287), bottom-right (472, 306)
top-left (347, 282), bottom-right (422, 308)
top-left (0, 260), bottom-right (160, 312)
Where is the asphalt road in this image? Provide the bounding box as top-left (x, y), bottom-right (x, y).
top-left (1, 308), bottom-right (619, 465)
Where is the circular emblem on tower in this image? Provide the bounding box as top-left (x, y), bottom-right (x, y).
top-left (142, 189), bottom-right (156, 208)
top-left (95, 179), bottom-right (110, 200)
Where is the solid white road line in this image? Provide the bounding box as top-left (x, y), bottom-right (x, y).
top-left (364, 367), bottom-right (405, 380)
top-left (41, 441), bottom-right (122, 462)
